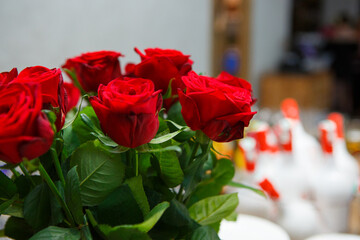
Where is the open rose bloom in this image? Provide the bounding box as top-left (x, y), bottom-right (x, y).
top-left (90, 78), bottom-right (162, 148)
top-left (0, 49), bottom-right (256, 240)
top-left (0, 82), bottom-right (54, 164)
top-left (179, 71), bottom-right (256, 142)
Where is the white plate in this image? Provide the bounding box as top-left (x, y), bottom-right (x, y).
top-left (306, 234), bottom-right (360, 240)
top-left (219, 214), bottom-right (290, 240)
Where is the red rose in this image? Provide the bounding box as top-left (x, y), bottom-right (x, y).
top-left (14, 66), bottom-right (67, 130)
top-left (0, 82), bottom-right (54, 164)
top-left (178, 71), bottom-right (256, 142)
top-left (90, 78), bottom-right (162, 148)
top-left (62, 51), bottom-right (123, 92)
top-left (0, 68), bottom-right (18, 86)
top-left (216, 71), bottom-right (257, 105)
top-left (132, 48), bottom-right (193, 108)
top-left (64, 82), bottom-right (81, 112)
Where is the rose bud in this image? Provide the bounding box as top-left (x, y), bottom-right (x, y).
top-left (64, 82), bottom-right (81, 112)
top-left (0, 82), bottom-right (54, 164)
top-left (132, 47), bottom-right (193, 108)
top-left (90, 78), bottom-right (162, 148)
top-left (178, 71), bottom-right (256, 142)
top-left (14, 66), bottom-right (67, 131)
top-left (62, 50), bottom-right (123, 92)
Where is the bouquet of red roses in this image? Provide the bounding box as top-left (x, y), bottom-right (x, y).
top-left (0, 48), bottom-right (256, 240)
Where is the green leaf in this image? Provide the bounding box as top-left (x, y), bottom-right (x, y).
top-left (70, 140), bottom-right (125, 206)
top-left (24, 183), bottom-right (51, 230)
top-left (0, 171), bottom-right (17, 200)
top-left (162, 78), bottom-right (174, 99)
top-left (91, 133), bottom-right (118, 147)
top-left (2, 202), bottom-right (24, 218)
top-left (224, 210), bottom-right (238, 221)
top-left (227, 181), bottom-right (266, 198)
top-left (62, 125), bottom-right (81, 156)
top-left (183, 150), bottom-right (209, 199)
top-left (107, 228), bottom-right (151, 240)
top-left (188, 193), bottom-right (239, 225)
top-left (211, 158), bottom-right (235, 185)
top-left (15, 175), bottom-right (42, 199)
top-left (99, 201), bottom-right (169, 235)
top-left (29, 226), bottom-right (81, 240)
top-left (0, 194), bottom-right (18, 213)
top-left (4, 216), bottom-right (34, 240)
top-left (42, 110), bottom-right (57, 126)
top-left (153, 150), bottom-right (184, 188)
top-left (91, 185), bottom-right (143, 226)
top-left (62, 96), bottom-right (86, 130)
top-left (80, 224), bottom-right (93, 240)
top-left (187, 226), bottom-right (220, 240)
top-left (49, 181), bottom-right (64, 225)
top-left (125, 176), bottom-right (150, 218)
top-left (63, 68), bottom-right (84, 94)
top-left (134, 202), bottom-right (169, 232)
top-left (187, 158), bottom-right (235, 205)
top-left (65, 166), bottom-right (84, 225)
top-left (80, 113), bottom-right (103, 136)
top-left (72, 107), bottom-right (100, 144)
top-left (150, 127), bottom-right (189, 144)
top-left (167, 101), bottom-right (195, 142)
top-left (139, 145), bottom-right (182, 154)
top-left (165, 119), bottom-right (187, 130)
top-left (161, 199), bottom-right (198, 228)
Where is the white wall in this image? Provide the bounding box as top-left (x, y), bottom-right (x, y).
top-left (0, 0), bottom-right (212, 75)
top-left (249, 0), bottom-right (293, 97)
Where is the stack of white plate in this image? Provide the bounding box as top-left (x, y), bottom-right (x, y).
top-left (219, 214), bottom-right (290, 240)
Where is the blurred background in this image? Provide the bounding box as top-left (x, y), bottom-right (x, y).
top-left (1, 0), bottom-right (359, 117)
top-left (1, 0), bottom-right (360, 239)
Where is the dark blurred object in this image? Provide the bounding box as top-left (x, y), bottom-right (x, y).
top-left (325, 12), bottom-right (359, 115)
top-left (279, 33), bottom-right (331, 73)
top-left (292, 0), bottom-right (322, 34)
top-left (288, 1), bottom-right (360, 116)
top-left (279, 51), bottom-right (303, 73)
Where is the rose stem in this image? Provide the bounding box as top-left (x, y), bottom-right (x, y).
top-left (19, 163), bottom-right (36, 187)
top-left (135, 150), bottom-right (139, 177)
top-left (50, 148), bottom-right (65, 187)
top-left (176, 141), bottom-right (200, 201)
top-left (38, 162), bottom-right (75, 227)
top-left (10, 168), bottom-right (20, 178)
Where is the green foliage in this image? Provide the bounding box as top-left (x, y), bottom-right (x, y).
top-left (187, 226), bottom-right (220, 240)
top-left (72, 107), bottom-right (100, 144)
top-left (167, 101), bottom-right (195, 141)
top-left (90, 184), bottom-right (143, 226)
top-left (152, 149), bottom-right (184, 188)
top-left (65, 167), bottom-right (84, 225)
top-left (0, 171), bottom-right (17, 200)
top-left (5, 217), bottom-right (34, 240)
top-left (29, 226), bottom-right (80, 240)
top-left (227, 181), bottom-right (266, 198)
top-left (188, 193), bottom-right (239, 225)
top-left (125, 176), bottom-right (150, 217)
top-left (0, 91), bottom-right (248, 240)
top-left (70, 140), bottom-right (125, 206)
top-left (187, 158), bottom-right (235, 206)
top-left (24, 183), bottom-right (51, 231)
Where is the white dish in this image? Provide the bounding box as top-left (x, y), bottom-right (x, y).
top-left (219, 214), bottom-right (290, 240)
top-left (306, 234), bottom-right (360, 240)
